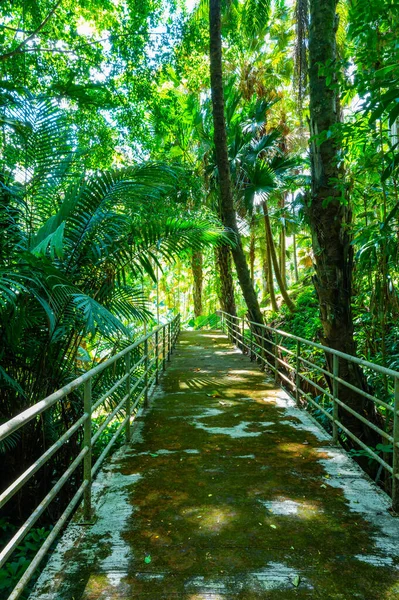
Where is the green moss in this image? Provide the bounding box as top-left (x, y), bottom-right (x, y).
top-left (31, 331), bottom-right (399, 600)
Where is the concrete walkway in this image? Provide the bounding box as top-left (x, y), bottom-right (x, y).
top-left (31, 331), bottom-right (399, 599)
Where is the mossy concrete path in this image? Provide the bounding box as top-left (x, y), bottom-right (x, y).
top-left (31, 331), bottom-right (399, 600)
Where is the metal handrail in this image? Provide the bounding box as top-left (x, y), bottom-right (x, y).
top-left (0, 314), bottom-right (181, 600)
top-left (217, 310), bottom-right (399, 513)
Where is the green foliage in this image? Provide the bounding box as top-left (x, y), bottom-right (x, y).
top-left (186, 312), bottom-right (221, 330)
top-left (273, 284), bottom-right (320, 341)
top-left (0, 519), bottom-right (50, 597)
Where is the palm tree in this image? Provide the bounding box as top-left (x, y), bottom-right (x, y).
top-left (209, 0), bottom-right (265, 327)
top-left (0, 95), bottom-right (230, 496)
top-left (240, 148), bottom-right (298, 312)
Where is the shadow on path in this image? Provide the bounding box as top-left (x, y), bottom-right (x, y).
top-left (30, 331), bottom-right (399, 600)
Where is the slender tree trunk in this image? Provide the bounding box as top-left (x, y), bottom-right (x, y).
top-left (279, 195), bottom-right (287, 285)
top-left (264, 233), bottom-right (278, 312)
top-left (279, 228), bottom-right (286, 285)
top-left (308, 0), bottom-right (379, 445)
top-left (293, 232), bottom-right (299, 283)
top-left (209, 0), bottom-right (264, 327)
top-left (249, 218), bottom-right (256, 284)
top-left (260, 242), bottom-right (269, 301)
top-left (215, 245), bottom-right (237, 316)
top-left (191, 250), bottom-right (203, 318)
top-left (262, 200), bottom-right (295, 312)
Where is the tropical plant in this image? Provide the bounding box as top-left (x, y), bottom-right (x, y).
top-left (0, 94), bottom-right (230, 515)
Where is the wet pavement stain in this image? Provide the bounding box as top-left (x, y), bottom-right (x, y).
top-left (30, 331), bottom-right (399, 599)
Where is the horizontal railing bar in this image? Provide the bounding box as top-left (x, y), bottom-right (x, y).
top-left (334, 397), bottom-right (394, 442)
top-left (91, 385), bottom-right (149, 478)
top-left (0, 413), bottom-right (88, 510)
top-left (275, 343), bottom-right (295, 357)
top-left (298, 354), bottom-right (331, 378)
top-left (91, 349), bottom-right (149, 412)
top-left (221, 312), bottom-right (398, 486)
top-left (298, 355), bottom-right (394, 412)
top-left (297, 386), bottom-right (334, 420)
top-left (334, 375), bottom-right (394, 412)
top-left (92, 377), bottom-right (153, 478)
top-left (91, 415), bottom-right (129, 478)
top-left (334, 418), bottom-right (394, 474)
top-left (299, 372), bottom-right (333, 399)
top-left (8, 479), bottom-right (89, 600)
top-left (0, 319), bottom-right (176, 443)
top-left (2, 314), bottom-right (181, 600)
top-left (1, 348), bottom-right (155, 511)
top-left (262, 345), bottom-right (277, 361)
top-left (148, 370), bottom-right (157, 387)
top-left (131, 387), bottom-right (146, 413)
top-left (220, 312), bottom-right (399, 380)
top-left (242, 315), bottom-right (399, 379)
top-left (91, 394), bottom-right (129, 446)
top-left (275, 355), bottom-right (296, 372)
top-left (225, 314), bottom-right (241, 321)
top-left (0, 447), bottom-right (88, 569)
top-left (277, 369), bottom-right (296, 388)
top-left (92, 372), bottom-right (130, 413)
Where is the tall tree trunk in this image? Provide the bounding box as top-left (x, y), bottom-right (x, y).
top-left (293, 231), bottom-right (299, 283)
top-left (209, 0), bottom-right (264, 327)
top-left (279, 228), bottom-right (286, 285)
top-left (262, 200), bottom-right (295, 312)
top-left (215, 245), bottom-right (237, 316)
top-left (292, 196), bottom-right (299, 283)
top-left (260, 242), bottom-right (268, 301)
top-left (249, 217), bottom-right (256, 284)
top-left (308, 0), bottom-right (378, 445)
top-left (263, 233), bottom-right (278, 312)
top-left (279, 195), bottom-right (287, 285)
top-left (191, 250), bottom-right (203, 318)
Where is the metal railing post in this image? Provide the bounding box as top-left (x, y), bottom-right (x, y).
top-left (274, 334), bottom-right (279, 383)
top-left (162, 326), bottom-right (166, 371)
top-left (144, 338), bottom-right (149, 405)
top-left (125, 352), bottom-right (131, 443)
top-left (241, 316), bottom-right (245, 352)
top-left (260, 329), bottom-right (265, 368)
top-left (83, 378), bottom-right (92, 521)
top-left (332, 354), bottom-right (339, 444)
top-left (295, 341), bottom-right (301, 405)
top-left (168, 322), bottom-right (171, 361)
top-left (392, 377), bottom-right (399, 512)
top-left (155, 330), bottom-right (159, 384)
top-left (250, 325), bottom-right (254, 361)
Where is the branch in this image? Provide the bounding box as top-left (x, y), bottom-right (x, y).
top-left (0, 0), bottom-right (63, 62)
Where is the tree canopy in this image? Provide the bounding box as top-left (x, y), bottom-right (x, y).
top-left (1, 0), bottom-right (399, 593)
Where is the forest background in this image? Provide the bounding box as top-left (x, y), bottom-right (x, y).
top-left (0, 0), bottom-right (399, 594)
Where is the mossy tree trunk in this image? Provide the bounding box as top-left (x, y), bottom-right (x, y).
top-left (263, 231), bottom-right (278, 312)
top-left (308, 0), bottom-right (379, 445)
top-left (215, 245), bottom-right (237, 317)
top-left (191, 250), bottom-right (203, 318)
top-left (209, 0), bottom-right (264, 328)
